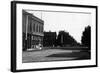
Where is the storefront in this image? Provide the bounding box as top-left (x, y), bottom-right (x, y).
top-left (22, 10), bottom-right (44, 51)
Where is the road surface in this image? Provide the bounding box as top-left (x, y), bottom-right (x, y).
top-left (22, 49), bottom-right (84, 63)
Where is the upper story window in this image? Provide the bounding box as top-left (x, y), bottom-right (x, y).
top-left (36, 24), bottom-right (38, 32)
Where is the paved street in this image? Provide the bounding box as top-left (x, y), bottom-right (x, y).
top-left (22, 49), bottom-right (83, 63)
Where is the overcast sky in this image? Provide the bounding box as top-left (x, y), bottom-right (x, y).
top-left (27, 10), bottom-right (91, 43)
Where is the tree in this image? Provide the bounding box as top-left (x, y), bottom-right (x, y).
top-left (81, 26), bottom-right (91, 47)
top-left (56, 31), bottom-right (78, 47)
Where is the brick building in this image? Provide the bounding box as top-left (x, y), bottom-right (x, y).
top-left (43, 32), bottom-right (57, 47)
top-left (22, 10), bottom-right (44, 50)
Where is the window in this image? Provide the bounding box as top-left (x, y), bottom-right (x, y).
top-left (36, 24), bottom-right (38, 32)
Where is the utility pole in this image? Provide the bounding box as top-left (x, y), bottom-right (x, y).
top-left (25, 15), bottom-right (28, 50)
top-left (26, 15), bottom-right (28, 40)
top-left (41, 11), bottom-right (42, 20)
top-left (61, 34), bottom-right (63, 46)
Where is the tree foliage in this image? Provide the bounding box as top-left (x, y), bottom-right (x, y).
top-left (81, 26), bottom-right (91, 47)
top-left (56, 31), bottom-right (78, 47)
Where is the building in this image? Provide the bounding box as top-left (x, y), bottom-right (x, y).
top-left (43, 32), bottom-right (57, 47)
top-left (22, 10), bottom-right (44, 51)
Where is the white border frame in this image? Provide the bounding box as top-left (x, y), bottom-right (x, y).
top-left (15, 3), bottom-right (97, 70)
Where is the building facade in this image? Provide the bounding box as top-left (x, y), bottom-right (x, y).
top-left (22, 10), bottom-right (44, 51)
top-left (43, 32), bottom-right (56, 47)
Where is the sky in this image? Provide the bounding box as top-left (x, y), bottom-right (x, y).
top-left (27, 10), bottom-right (91, 43)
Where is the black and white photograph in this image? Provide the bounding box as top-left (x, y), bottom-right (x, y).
top-left (11, 1), bottom-right (97, 72)
top-left (22, 9), bottom-right (91, 63)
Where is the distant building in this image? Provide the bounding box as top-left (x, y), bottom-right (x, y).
top-left (43, 32), bottom-right (57, 47)
top-left (22, 10), bottom-right (44, 50)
